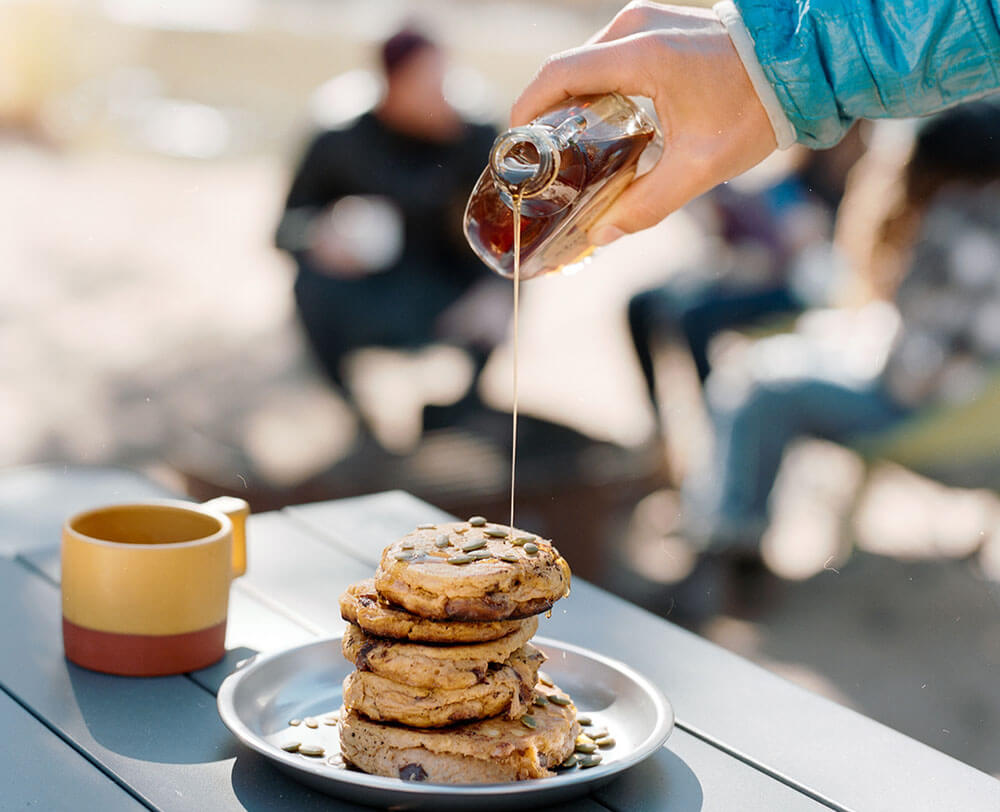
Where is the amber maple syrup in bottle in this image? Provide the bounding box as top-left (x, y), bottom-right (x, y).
top-left (464, 94), bottom-right (660, 535)
top-left (464, 93), bottom-right (661, 281)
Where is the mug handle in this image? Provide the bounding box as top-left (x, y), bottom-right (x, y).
top-left (200, 496), bottom-right (250, 577)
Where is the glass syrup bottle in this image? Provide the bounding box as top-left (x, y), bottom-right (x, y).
top-left (464, 93), bottom-right (662, 280)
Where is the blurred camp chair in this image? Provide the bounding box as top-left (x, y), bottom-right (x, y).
top-left (852, 369), bottom-right (1000, 490)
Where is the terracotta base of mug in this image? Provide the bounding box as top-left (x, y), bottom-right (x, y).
top-left (62, 617), bottom-right (227, 677)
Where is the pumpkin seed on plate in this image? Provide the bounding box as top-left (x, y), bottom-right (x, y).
top-left (596, 737), bottom-right (616, 749)
top-left (281, 742), bottom-right (301, 752)
top-left (557, 754), bottom-right (578, 769)
top-left (575, 741), bottom-right (597, 754)
top-left (575, 715), bottom-right (592, 726)
top-left (288, 718), bottom-right (301, 727)
top-left (578, 753), bottom-right (603, 768)
top-left (587, 727), bottom-right (608, 740)
top-left (304, 717), bottom-right (318, 729)
top-left (298, 744), bottom-right (325, 757)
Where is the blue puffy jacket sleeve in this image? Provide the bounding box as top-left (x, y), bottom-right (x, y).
top-left (734, 0), bottom-right (1000, 147)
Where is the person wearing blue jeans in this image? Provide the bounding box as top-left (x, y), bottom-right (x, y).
top-left (694, 100), bottom-right (1000, 552)
top-left (685, 376), bottom-right (908, 545)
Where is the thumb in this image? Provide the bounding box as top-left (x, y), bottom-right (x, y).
top-left (587, 149), bottom-right (707, 246)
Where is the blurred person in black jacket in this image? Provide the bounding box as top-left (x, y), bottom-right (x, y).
top-left (276, 28), bottom-right (504, 433)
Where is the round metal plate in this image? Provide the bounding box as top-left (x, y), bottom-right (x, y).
top-left (217, 635), bottom-right (674, 810)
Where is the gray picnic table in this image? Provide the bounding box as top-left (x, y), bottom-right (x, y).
top-left (1, 464), bottom-right (997, 811)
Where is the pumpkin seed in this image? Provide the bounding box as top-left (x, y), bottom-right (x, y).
top-left (416, 523), bottom-right (436, 530)
top-left (532, 694), bottom-right (548, 707)
top-left (514, 535), bottom-right (535, 544)
top-left (575, 741), bottom-right (597, 754)
top-left (435, 534), bottom-right (451, 548)
top-left (281, 741), bottom-right (301, 752)
top-left (576, 715), bottom-right (592, 726)
top-left (468, 551), bottom-right (492, 561)
top-left (523, 542), bottom-right (539, 555)
top-left (460, 539), bottom-right (487, 552)
top-left (304, 717), bottom-right (318, 729)
top-left (578, 753), bottom-right (603, 768)
top-left (548, 694), bottom-right (572, 706)
top-left (596, 737), bottom-right (616, 749)
top-left (557, 754), bottom-right (579, 769)
top-left (394, 553), bottom-right (414, 562)
top-left (484, 527), bottom-right (508, 538)
top-left (498, 553), bottom-right (520, 563)
top-left (288, 718), bottom-right (301, 727)
top-left (298, 744), bottom-right (325, 757)
top-left (468, 516), bottom-right (487, 526)
top-left (538, 672), bottom-right (554, 687)
top-left (447, 555), bottom-right (473, 565)
top-left (520, 715), bottom-right (537, 729)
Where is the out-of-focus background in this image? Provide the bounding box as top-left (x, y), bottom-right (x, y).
top-left (3, 0), bottom-right (999, 778)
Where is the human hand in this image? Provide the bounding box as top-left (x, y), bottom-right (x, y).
top-left (307, 196), bottom-right (404, 278)
top-left (511, 1), bottom-right (777, 246)
top-left (307, 217), bottom-right (369, 278)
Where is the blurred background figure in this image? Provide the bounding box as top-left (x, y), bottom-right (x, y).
top-left (275, 27), bottom-right (507, 441)
top-left (663, 99), bottom-right (1000, 612)
top-left (627, 124), bottom-right (869, 458)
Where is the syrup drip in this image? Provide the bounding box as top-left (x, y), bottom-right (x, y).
top-left (509, 193), bottom-right (522, 536)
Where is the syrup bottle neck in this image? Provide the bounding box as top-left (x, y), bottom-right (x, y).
top-left (489, 114), bottom-right (587, 199)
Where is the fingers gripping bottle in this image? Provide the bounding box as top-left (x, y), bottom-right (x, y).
top-left (464, 93), bottom-right (661, 280)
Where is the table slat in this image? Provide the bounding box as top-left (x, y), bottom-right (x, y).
top-left (594, 730), bottom-right (827, 812)
top-left (285, 490), bottom-right (452, 568)
top-left (0, 688), bottom-right (151, 811)
top-left (0, 466), bottom-right (174, 556)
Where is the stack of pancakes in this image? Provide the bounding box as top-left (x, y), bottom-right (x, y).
top-left (337, 518), bottom-right (578, 783)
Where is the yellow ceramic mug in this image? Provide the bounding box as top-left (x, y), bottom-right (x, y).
top-left (61, 496), bottom-right (249, 676)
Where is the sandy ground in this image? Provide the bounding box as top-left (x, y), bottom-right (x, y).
top-left (3, 141), bottom-right (999, 778)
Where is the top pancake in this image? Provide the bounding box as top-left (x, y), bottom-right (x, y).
top-left (340, 579), bottom-right (527, 643)
top-left (373, 520), bottom-right (572, 621)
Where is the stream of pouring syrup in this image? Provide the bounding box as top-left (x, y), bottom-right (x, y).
top-left (509, 193), bottom-right (521, 535)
